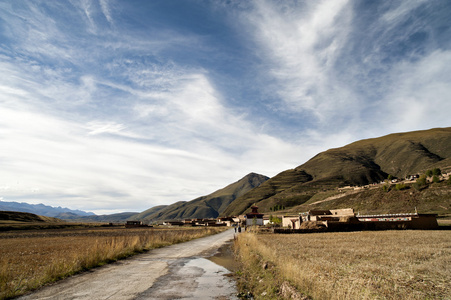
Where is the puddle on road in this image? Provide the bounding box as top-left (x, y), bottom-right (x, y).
top-left (184, 258), bottom-right (239, 299)
top-left (207, 240), bottom-right (240, 273)
top-left (136, 241), bottom-right (240, 300)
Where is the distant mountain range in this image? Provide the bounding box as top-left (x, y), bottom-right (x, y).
top-left (2, 127), bottom-right (450, 223)
top-left (0, 200), bottom-right (95, 218)
top-left (0, 172), bottom-right (269, 223)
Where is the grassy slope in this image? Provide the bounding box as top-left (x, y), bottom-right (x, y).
top-left (282, 181), bottom-right (451, 216)
top-left (62, 212), bottom-right (139, 223)
top-left (133, 173), bottom-right (269, 222)
top-left (0, 211), bottom-right (63, 223)
top-left (223, 127), bottom-right (451, 216)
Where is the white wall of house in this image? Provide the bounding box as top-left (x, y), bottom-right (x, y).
top-left (245, 217), bottom-right (263, 226)
top-left (282, 216), bottom-right (301, 229)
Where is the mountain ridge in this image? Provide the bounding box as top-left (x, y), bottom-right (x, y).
top-left (129, 172), bottom-right (269, 223)
top-left (221, 127), bottom-right (451, 217)
top-left (0, 200), bottom-right (95, 218)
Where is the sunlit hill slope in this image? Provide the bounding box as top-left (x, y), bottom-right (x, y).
top-left (222, 127), bottom-right (451, 217)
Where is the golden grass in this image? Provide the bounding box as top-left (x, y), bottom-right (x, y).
top-left (234, 230), bottom-right (451, 299)
top-left (0, 227), bottom-right (224, 299)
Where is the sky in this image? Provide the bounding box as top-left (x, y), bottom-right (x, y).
top-left (1, 0), bottom-right (450, 215)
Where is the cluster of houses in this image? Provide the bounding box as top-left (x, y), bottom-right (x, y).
top-left (338, 171), bottom-right (451, 191)
top-left (125, 205), bottom-right (439, 231)
top-left (280, 208), bottom-right (439, 231)
top-left (125, 205), bottom-right (267, 228)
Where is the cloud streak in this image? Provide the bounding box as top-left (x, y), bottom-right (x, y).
top-left (235, 0), bottom-right (451, 139)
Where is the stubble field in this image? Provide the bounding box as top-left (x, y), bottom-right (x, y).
top-left (235, 230), bottom-right (451, 299)
top-left (0, 226), bottom-right (224, 299)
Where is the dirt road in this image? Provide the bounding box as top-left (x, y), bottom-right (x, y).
top-left (19, 229), bottom-right (238, 300)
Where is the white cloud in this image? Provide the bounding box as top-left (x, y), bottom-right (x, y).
top-left (244, 0), bottom-right (353, 121)
top-left (99, 0), bottom-right (114, 25)
top-left (381, 50), bottom-right (451, 131)
top-left (86, 121), bottom-right (126, 135)
top-left (0, 50), bottom-right (301, 214)
top-left (235, 0), bottom-right (451, 145)
top-left (381, 0), bottom-right (427, 24)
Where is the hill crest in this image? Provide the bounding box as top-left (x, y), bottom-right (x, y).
top-left (133, 172), bottom-right (269, 222)
top-left (221, 127), bottom-right (451, 217)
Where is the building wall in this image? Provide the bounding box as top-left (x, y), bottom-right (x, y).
top-left (282, 216), bottom-right (301, 229)
top-left (330, 208), bottom-right (355, 216)
top-left (245, 218), bottom-right (263, 226)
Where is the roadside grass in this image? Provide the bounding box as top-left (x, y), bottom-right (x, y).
top-left (0, 227), bottom-right (224, 299)
top-left (234, 230), bottom-right (451, 299)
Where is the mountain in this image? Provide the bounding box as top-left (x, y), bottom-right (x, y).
top-left (56, 212), bottom-right (138, 222)
top-left (221, 127), bottom-right (451, 217)
top-left (0, 210), bottom-right (63, 223)
top-left (132, 173), bottom-right (269, 223)
top-left (0, 200), bottom-right (95, 218)
top-left (129, 205), bottom-right (171, 222)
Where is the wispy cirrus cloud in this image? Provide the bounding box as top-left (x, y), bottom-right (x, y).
top-left (241, 0), bottom-right (354, 121)
top-left (0, 1), bottom-right (304, 213)
top-left (235, 0), bottom-right (451, 142)
top-left (99, 0), bottom-right (114, 25)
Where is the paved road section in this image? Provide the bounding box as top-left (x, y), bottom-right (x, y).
top-left (19, 229), bottom-right (238, 300)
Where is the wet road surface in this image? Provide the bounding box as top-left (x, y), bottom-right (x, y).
top-left (18, 229), bottom-right (238, 300)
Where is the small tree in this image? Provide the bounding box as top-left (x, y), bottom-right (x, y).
top-left (417, 175), bottom-right (427, 186)
top-left (414, 175), bottom-right (428, 190)
top-left (426, 169), bottom-right (433, 177)
top-left (432, 175), bottom-right (440, 183)
top-left (269, 215), bottom-right (282, 226)
top-left (432, 168), bottom-right (442, 176)
top-left (395, 183), bottom-right (407, 190)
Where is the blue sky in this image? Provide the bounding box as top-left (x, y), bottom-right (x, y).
top-left (1, 0), bottom-right (450, 214)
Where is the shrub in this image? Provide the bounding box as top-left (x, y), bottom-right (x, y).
top-left (432, 175), bottom-right (440, 183)
top-left (417, 175), bottom-right (427, 186)
top-left (269, 215), bottom-right (282, 225)
top-left (395, 183), bottom-right (407, 190)
top-left (432, 168), bottom-right (442, 176)
top-left (269, 204), bottom-right (285, 212)
top-left (414, 175), bottom-right (428, 190)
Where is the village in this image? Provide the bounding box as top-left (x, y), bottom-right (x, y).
top-left (125, 204), bottom-right (439, 232)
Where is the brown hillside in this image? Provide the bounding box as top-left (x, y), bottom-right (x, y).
top-left (134, 173), bottom-right (269, 222)
top-left (283, 181), bottom-right (451, 216)
top-left (0, 211), bottom-right (63, 223)
top-left (222, 127), bottom-right (451, 216)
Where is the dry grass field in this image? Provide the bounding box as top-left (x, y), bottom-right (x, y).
top-left (234, 230), bottom-right (451, 299)
top-left (0, 226), bottom-right (224, 299)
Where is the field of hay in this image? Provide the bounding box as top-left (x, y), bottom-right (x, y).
top-left (234, 230), bottom-right (451, 299)
top-left (0, 226), bottom-right (224, 299)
